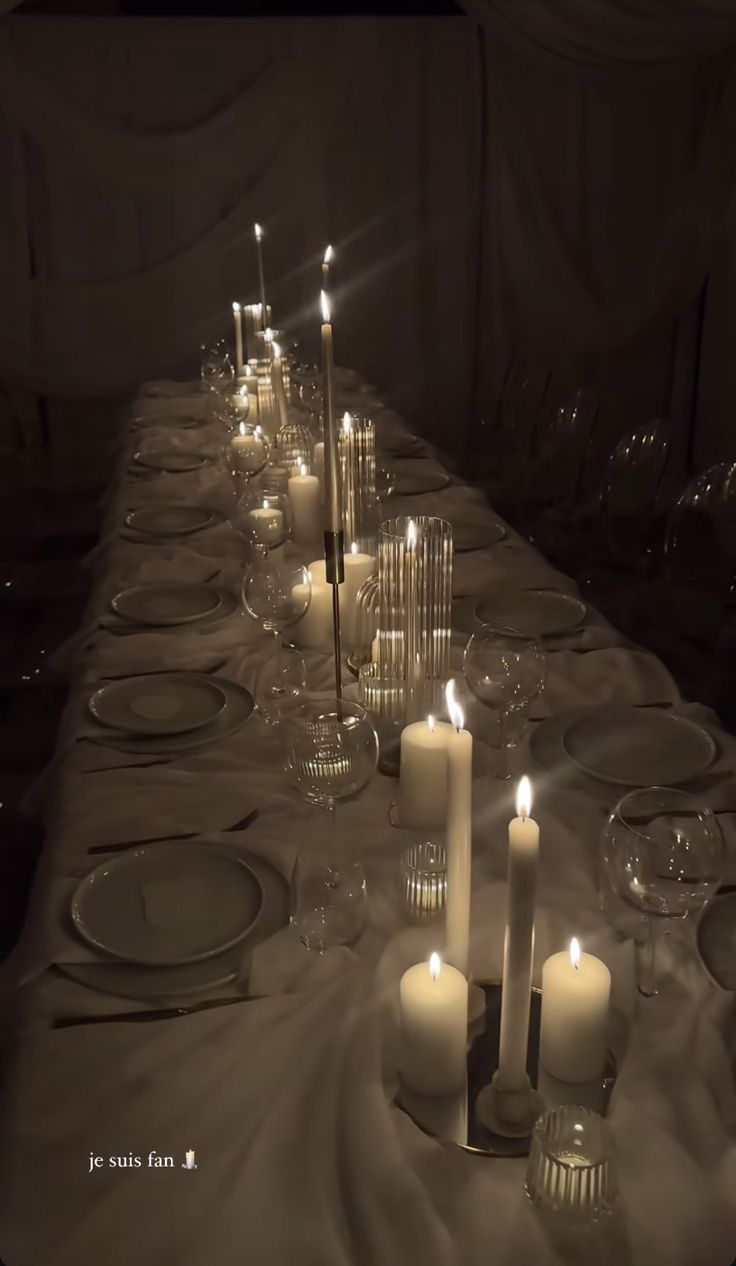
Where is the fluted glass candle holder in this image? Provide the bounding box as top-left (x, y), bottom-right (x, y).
top-left (274, 418), bottom-right (313, 476)
top-left (525, 1106), bottom-right (617, 1225)
top-left (401, 842), bottom-right (447, 922)
top-left (340, 412), bottom-right (378, 556)
top-left (378, 515), bottom-right (453, 723)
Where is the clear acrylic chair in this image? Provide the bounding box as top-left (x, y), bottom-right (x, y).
top-left (520, 385), bottom-right (600, 563)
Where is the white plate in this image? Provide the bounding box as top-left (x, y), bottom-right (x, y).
top-left (125, 504), bottom-right (219, 537)
top-left (562, 707), bottom-right (716, 787)
top-left (89, 673), bottom-right (228, 736)
top-left (133, 450), bottom-right (208, 472)
top-left (391, 467), bottom-right (451, 496)
top-left (111, 584), bottom-right (222, 626)
top-left (86, 676), bottom-right (255, 754)
top-left (475, 588), bottom-right (585, 636)
top-left (60, 847), bottom-right (289, 1000)
top-left (107, 588), bottom-right (238, 637)
top-left (697, 892), bottom-right (736, 991)
top-left (71, 844), bottom-right (263, 966)
top-left (453, 522), bottom-right (507, 553)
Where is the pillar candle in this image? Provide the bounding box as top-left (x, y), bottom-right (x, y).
top-left (445, 680), bottom-right (472, 976)
top-left (398, 716), bottom-right (452, 829)
top-left (292, 565), bottom-right (333, 650)
top-left (248, 505), bottom-right (284, 550)
top-left (310, 550), bottom-right (375, 647)
top-left (229, 424), bottom-right (262, 474)
top-left (497, 775), bottom-right (539, 1093)
top-left (400, 953), bottom-right (467, 1096)
top-left (288, 465), bottom-right (321, 544)
top-left (232, 302), bottom-right (244, 378)
top-left (539, 939), bottom-right (611, 1083)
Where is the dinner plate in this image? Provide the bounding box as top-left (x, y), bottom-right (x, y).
top-left (696, 892), bottom-right (736, 991)
top-left (391, 467), bottom-right (451, 496)
top-left (107, 587), bottom-right (238, 636)
top-left (125, 504), bottom-right (220, 537)
top-left (133, 450), bottom-right (208, 473)
top-left (60, 847), bottom-right (289, 1000)
top-left (475, 588), bottom-right (585, 637)
top-left (111, 584), bottom-right (222, 626)
top-left (379, 435), bottom-right (425, 459)
top-left (85, 676), bottom-right (255, 754)
top-left (89, 673), bottom-right (228, 736)
top-left (453, 522), bottom-right (507, 553)
top-left (561, 707), bottom-right (716, 787)
top-left (71, 843), bottom-right (263, 966)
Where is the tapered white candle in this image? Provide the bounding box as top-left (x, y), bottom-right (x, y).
top-left (539, 939), bottom-right (611, 1083)
top-left (400, 952), bottom-right (467, 1096)
top-left (497, 776), bottom-right (539, 1092)
top-left (404, 519), bottom-right (421, 714)
top-left (232, 302), bottom-right (244, 377)
top-left (313, 440), bottom-right (325, 489)
top-left (272, 340), bottom-right (289, 430)
top-left (322, 244), bottom-right (333, 291)
top-left (445, 680), bottom-right (472, 976)
top-left (288, 464), bottom-right (321, 544)
top-left (320, 291), bottom-right (342, 535)
top-left (254, 224), bottom-right (267, 329)
top-left (399, 715), bottom-right (452, 829)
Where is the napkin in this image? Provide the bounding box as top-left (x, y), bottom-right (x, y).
top-left (540, 646), bottom-right (680, 715)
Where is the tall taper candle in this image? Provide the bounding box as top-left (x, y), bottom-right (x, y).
top-left (322, 244), bottom-right (333, 291)
top-left (320, 291), bottom-right (342, 535)
top-left (445, 680), bottom-right (472, 977)
top-left (232, 302), bottom-right (244, 378)
top-left (254, 223), bottom-right (267, 330)
top-left (497, 776), bottom-right (539, 1092)
top-left (272, 340), bottom-right (289, 431)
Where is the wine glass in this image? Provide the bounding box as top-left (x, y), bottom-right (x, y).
top-left (241, 555), bottom-right (311, 642)
top-left (200, 341), bottom-right (234, 395)
top-left (285, 697), bottom-right (378, 952)
top-left (231, 485), bottom-right (291, 555)
top-left (601, 787), bottom-right (724, 997)
top-left (226, 422), bottom-right (270, 489)
top-left (254, 644), bottom-right (308, 727)
top-left (463, 625), bottom-right (546, 778)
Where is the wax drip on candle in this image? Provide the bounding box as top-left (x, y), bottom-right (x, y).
top-left (516, 775), bottom-right (532, 821)
top-left (429, 952), bottom-right (441, 981)
top-left (570, 937), bottom-right (581, 971)
top-left (445, 679), bottom-right (464, 732)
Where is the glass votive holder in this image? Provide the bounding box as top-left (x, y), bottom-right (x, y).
top-left (525, 1106), bottom-right (617, 1225)
top-left (358, 662), bottom-right (405, 773)
top-left (400, 841), bottom-right (447, 923)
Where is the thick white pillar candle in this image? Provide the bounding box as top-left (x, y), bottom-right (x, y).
top-left (497, 776), bottom-right (539, 1093)
top-left (445, 681), bottom-right (473, 976)
top-left (292, 565), bottom-right (333, 650)
top-left (400, 953), bottom-right (467, 1096)
top-left (229, 424), bottom-right (263, 474)
top-left (288, 465), bottom-right (321, 544)
top-left (232, 302), bottom-right (244, 377)
top-left (539, 939), bottom-right (611, 1083)
top-left (233, 384), bottom-right (250, 417)
top-left (248, 505), bottom-right (284, 550)
top-left (398, 716), bottom-right (452, 829)
top-left (309, 551), bottom-right (375, 647)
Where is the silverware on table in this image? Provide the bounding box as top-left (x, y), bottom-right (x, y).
top-left (96, 658), bottom-right (228, 679)
top-left (52, 992), bottom-right (262, 1029)
top-left (87, 807), bottom-right (259, 853)
top-left (83, 758), bottom-right (175, 773)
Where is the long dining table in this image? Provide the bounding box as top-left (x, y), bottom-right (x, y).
top-left (0, 373), bottom-right (735, 1266)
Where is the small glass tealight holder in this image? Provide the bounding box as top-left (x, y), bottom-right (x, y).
top-left (525, 1106), bottom-right (617, 1226)
top-left (400, 841), bottom-right (447, 923)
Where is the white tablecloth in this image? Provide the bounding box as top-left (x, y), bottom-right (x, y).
top-left (0, 383), bottom-right (735, 1266)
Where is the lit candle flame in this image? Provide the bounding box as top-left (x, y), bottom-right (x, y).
top-left (264, 327), bottom-right (273, 344)
top-left (320, 290), bottom-right (330, 324)
top-left (255, 425), bottom-right (262, 437)
top-left (232, 301), bottom-right (240, 313)
top-left (429, 952), bottom-right (441, 982)
top-left (406, 518), bottom-right (417, 550)
top-left (342, 411), bottom-right (352, 433)
top-left (254, 223), bottom-right (263, 240)
top-left (445, 679), bottom-right (464, 732)
top-left (324, 244), bottom-right (334, 264)
top-left (570, 937), bottom-right (581, 970)
top-left (427, 714), bottom-right (435, 732)
top-left (238, 384), bottom-right (248, 398)
top-left (300, 463), bottom-right (308, 477)
top-left (262, 500), bottom-right (269, 511)
top-left (351, 541), bottom-right (358, 555)
top-left (238, 421), bottom-right (246, 437)
top-left (516, 776), bottom-right (532, 819)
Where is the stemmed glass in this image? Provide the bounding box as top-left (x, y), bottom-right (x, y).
top-left (284, 698), bottom-right (378, 952)
top-left (601, 787), bottom-right (724, 997)
top-left (231, 485), bottom-right (291, 555)
top-left (242, 555), bottom-right (311, 725)
top-left (463, 625), bottom-right (546, 778)
top-left (225, 422), bottom-right (270, 491)
top-left (200, 341), bottom-right (234, 395)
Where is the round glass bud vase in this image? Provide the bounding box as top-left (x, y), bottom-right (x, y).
top-left (274, 419), bottom-right (313, 476)
top-left (348, 573), bottom-right (380, 677)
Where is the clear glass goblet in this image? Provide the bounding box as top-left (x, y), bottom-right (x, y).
top-left (601, 786), bottom-right (724, 997)
top-left (289, 850), bottom-right (367, 954)
top-left (200, 341), bottom-right (234, 395)
top-left (226, 422), bottom-right (270, 488)
top-left (241, 556), bottom-right (311, 641)
top-left (231, 485), bottom-right (291, 554)
top-left (463, 624), bottom-right (546, 779)
top-left (254, 643), bottom-right (308, 727)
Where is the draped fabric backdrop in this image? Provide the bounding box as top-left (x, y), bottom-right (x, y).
top-left (0, 7), bottom-right (735, 468)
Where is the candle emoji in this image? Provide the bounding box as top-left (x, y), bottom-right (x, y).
top-left (445, 680), bottom-right (473, 977)
top-left (288, 463), bottom-right (321, 544)
top-left (539, 938), bottom-right (611, 1084)
top-left (399, 714), bottom-right (452, 829)
top-left (322, 243), bottom-right (333, 291)
top-left (232, 302), bottom-right (244, 378)
top-left (254, 223), bottom-right (267, 329)
top-left (400, 952), bottom-right (468, 1096)
top-left (320, 290), bottom-right (342, 536)
top-left (182, 1149), bottom-right (197, 1171)
top-left (497, 776), bottom-right (539, 1092)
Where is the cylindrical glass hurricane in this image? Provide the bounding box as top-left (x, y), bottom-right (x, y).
top-left (340, 413), bottom-right (378, 556)
top-left (378, 515), bottom-right (453, 722)
top-left (525, 1106), bottom-right (617, 1225)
